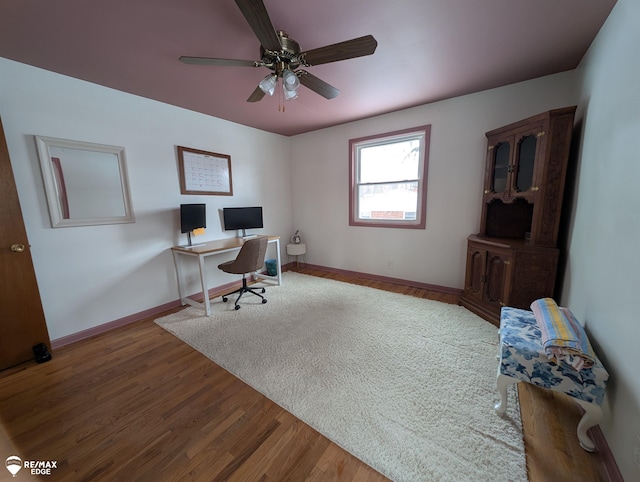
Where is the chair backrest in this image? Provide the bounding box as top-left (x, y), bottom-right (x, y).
top-left (227, 236), bottom-right (268, 274)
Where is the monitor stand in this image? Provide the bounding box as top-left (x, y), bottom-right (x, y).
top-left (181, 232), bottom-right (205, 249)
top-left (241, 229), bottom-right (256, 239)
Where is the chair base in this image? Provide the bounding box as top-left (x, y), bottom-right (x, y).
top-left (221, 276), bottom-right (267, 310)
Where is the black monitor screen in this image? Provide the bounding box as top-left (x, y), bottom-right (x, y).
top-left (223, 207), bottom-right (263, 231)
top-left (180, 204), bottom-right (206, 233)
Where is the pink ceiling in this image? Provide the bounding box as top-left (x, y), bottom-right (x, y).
top-left (0, 0), bottom-right (616, 136)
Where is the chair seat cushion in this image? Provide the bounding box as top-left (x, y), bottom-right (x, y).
top-left (218, 260), bottom-right (234, 271)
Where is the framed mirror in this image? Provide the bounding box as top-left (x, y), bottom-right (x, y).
top-left (35, 136), bottom-right (135, 227)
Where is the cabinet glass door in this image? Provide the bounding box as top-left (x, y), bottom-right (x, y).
top-left (515, 135), bottom-right (537, 192)
top-left (491, 142), bottom-right (510, 193)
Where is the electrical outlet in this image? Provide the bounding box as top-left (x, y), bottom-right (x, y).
top-left (634, 431), bottom-right (640, 470)
top-left (186, 275), bottom-right (193, 286)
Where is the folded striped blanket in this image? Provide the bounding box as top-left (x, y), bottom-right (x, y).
top-left (530, 298), bottom-right (597, 370)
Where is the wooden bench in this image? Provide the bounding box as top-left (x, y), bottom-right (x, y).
top-left (494, 306), bottom-right (609, 452)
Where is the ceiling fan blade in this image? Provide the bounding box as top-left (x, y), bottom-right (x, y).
top-left (235, 0), bottom-right (281, 52)
top-left (298, 71), bottom-right (340, 99)
top-left (300, 35), bottom-right (378, 66)
top-left (247, 85), bottom-right (266, 103)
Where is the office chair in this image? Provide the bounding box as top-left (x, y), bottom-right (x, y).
top-left (217, 236), bottom-right (268, 310)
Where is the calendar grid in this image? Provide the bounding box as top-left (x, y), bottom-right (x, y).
top-left (177, 146), bottom-right (233, 195)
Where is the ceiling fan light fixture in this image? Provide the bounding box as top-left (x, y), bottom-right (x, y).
top-left (258, 74), bottom-right (277, 96)
top-left (282, 69), bottom-right (300, 91)
top-left (283, 86), bottom-right (298, 101)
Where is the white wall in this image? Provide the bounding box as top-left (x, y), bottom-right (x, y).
top-left (562, 0), bottom-right (640, 479)
top-left (0, 58), bottom-right (292, 341)
top-left (290, 73), bottom-right (578, 289)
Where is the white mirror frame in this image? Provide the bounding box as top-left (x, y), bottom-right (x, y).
top-left (35, 136), bottom-right (135, 228)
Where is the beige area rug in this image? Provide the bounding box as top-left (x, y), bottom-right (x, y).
top-left (155, 272), bottom-right (526, 481)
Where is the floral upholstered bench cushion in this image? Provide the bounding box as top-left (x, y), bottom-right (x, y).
top-left (498, 306), bottom-right (608, 405)
top-left (495, 306), bottom-right (609, 451)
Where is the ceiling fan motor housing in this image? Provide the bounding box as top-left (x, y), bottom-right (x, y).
top-left (260, 31), bottom-right (302, 72)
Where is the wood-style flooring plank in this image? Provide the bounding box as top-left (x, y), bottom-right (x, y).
top-left (0, 267), bottom-right (612, 481)
top-left (0, 304), bottom-right (388, 481)
top-left (518, 383), bottom-right (610, 482)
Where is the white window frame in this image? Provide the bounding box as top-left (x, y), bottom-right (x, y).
top-left (349, 125), bottom-right (431, 229)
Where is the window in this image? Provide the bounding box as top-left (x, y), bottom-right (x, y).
top-left (349, 125), bottom-right (430, 229)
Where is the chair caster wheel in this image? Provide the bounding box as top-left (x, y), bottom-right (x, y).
top-left (222, 297), bottom-right (228, 302)
top-left (234, 305), bottom-right (241, 310)
top-left (262, 299), bottom-right (267, 304)
top-left (261, 288), bottom-right (266, 293)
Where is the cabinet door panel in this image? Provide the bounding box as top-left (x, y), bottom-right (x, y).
top-left (490, 142), bottom-right (510, 193)
top-left (484, 253), bottom-right (510, 307)
top-left (514, 134), bottom-right (537, 192)
top-left (465, 247), bottom-right (486, 303)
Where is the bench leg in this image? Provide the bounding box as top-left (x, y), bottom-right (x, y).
top-left (495, 374), bottom-right (518, 414)
top-left (574, 399), bottom-right (603, 452)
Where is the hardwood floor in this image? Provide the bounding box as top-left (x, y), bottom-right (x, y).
top-left (518, 383), bottom-right (610, 481)
top-left (0, 267), bottom-right (610, 481)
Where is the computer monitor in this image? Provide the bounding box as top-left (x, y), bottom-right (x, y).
top-left (180, 204), bottom-right (206, 245)
top-left (223, 206), bottom-right (263, 237)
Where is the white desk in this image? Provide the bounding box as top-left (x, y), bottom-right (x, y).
top-left (171, 236), bottom-right (281, 316)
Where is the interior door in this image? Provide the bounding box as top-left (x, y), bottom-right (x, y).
top-left (0, 117), bottom-right (51, 370)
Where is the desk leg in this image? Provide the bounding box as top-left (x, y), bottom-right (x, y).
top-left (172, 251), bottom-right (187, 306)
top-left (197, 255), bottom-right (212, 316)
top-left (275, 238), bottom-right (282, 286)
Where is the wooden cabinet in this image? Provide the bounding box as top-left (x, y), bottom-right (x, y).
top-left (462, 236), bottom-right (559, 323)
top-left (481, 107), bottom-right (575, 246)
top-left (484, 123), bottom-right (542, 203)
top-left (464, 238), bottom-right (512, 315)
top-left (461, 107), bottom-right (575, 325)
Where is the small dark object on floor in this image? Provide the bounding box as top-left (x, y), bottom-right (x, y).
top-left (32, 343), bottom-right (52, 363)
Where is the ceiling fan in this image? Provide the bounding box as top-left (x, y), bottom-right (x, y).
top-left (179, 0), bottom-right (378, 103)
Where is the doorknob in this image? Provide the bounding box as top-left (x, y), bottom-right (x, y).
top-left (10, 244), bottom-right (25, 252)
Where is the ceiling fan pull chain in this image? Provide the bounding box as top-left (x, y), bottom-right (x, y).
top-left (278, 78), bottom-right (285, 112)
